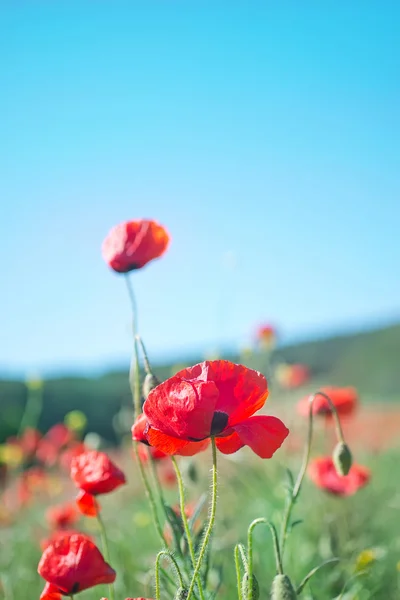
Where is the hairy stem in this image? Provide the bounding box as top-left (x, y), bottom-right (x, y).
top-left (186, 438), bottom-right (218, 600)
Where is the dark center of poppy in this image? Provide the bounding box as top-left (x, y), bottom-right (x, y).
top-left (72, 583), bottom-right (80, 593)
top-left (210, 411), bottom-right (229, 436)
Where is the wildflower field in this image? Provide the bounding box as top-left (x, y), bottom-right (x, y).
top-left (1, 219), bottom-right (400, 600)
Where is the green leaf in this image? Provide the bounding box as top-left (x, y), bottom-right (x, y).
top-left (296, 558), bottom-right (340, 595)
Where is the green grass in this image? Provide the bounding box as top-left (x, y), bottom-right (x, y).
top-left (1, 436), bottom-right (399, 599)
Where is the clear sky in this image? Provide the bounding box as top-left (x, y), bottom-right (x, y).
top-left (1, 1), bottom-right (399, 375)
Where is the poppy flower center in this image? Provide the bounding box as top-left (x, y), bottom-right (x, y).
top-left (72, 582), bottom-right (80, 593)
top-left (210, 411), bottom-right (229, 436)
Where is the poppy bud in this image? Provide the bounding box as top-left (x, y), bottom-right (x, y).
top-left (332, 442), bottom-right (352, 476)
top-left (271, 574), bottom-right (297, 599)
top-left (142, 373), bottom-right (160, 401)
top-left (242, 573), bottom-right (260, 600)
top-left (174, 587), bottom-right (188, 599)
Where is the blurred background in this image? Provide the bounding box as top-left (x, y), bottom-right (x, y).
top-left (1, 1), bottom-right (399, 442)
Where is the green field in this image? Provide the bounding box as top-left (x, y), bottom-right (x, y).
top-left (1, 323), bottom-right (400, 599)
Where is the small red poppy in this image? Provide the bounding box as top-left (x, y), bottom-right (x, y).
top-left (102, 219), bottom-right (170, 273)
top-left (46, 502), bottom-right (78, 530)
top-left (256, 324), bottom-right (277, 349)
top-left (70, 450), bottom-right (126, 495)
top-left (132, 414), bottom-right (208, 458)
top-left (297, 386), bottom-right (358, 418)
top-left (143, 360), bottom-right (289, 459)
top-left (38, 533), bottom-right (116, 597)
top-left (308, 456), bottom-right (370, 496)
top-left (76, 490), bottom-right (100, 517)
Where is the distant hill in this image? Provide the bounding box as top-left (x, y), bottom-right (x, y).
top-left (1, 322), bottom-right (399, 443)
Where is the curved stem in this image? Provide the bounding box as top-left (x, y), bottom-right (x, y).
top-left (171, 457), bottom-right (205, 599)
top-left (134, 442), bottom-right (167, 546)
top-left (97, 513), bottom-right (115, 600)
top-left (186, 438), bottom-right (218, 600)
top-left (234, 545), bottom-right (243, 600)
top-left (155, 550), bottom-right (185, 600)
top-left (280, 390), bottom-right (348, 558)
top-left (247, 518), bottom-right (282, 600)
top-left (125, 274), bottom-right (141, 417)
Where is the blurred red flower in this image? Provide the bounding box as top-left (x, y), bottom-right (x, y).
top-left (297, 386), bottom-right (358, 418)
top-left (46, 503), bottom-right (78, 530)
top-left (308, 456), bottom-right (370, 496)
top-left (71, 450), bottom-right (126, 516)
top-left (11, 427), bottom-right (42, 459)
top-left (132, 413), bottom-right (208, 458)
top-left (70, 450), bottom-right (126, 495)
top-left (38, 533), bottom-right (115, 598)
top-left (102, 219), bottom-right (170, 273)
top-left (76, 490), bottom-right (100, 517)
top-left (143, 360), bottom-right (289, 459)
top-left (256, 324), bottom-right (277, 349)
top-left (276, 363), bottom-right (310, 389)
top-left (36, 424), bottom-right (75, 467)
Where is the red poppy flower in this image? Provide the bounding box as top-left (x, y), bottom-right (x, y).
top-left (70, 450), bottom-right (126, 495)
top-left (132, 414), bottom-right (208, 458)
top-left (46, 503), bottom-right (78, 530)
top-left (40, 529), bottom-right (93, 552)
top-left (256, 324), bottom-right (277, 349)
top-left (297, 386), bottom-right (358, 418)
top-left (38, 533), bottom-right (116, 597)
top-left (19, 427), bottom-right (42, 457)
top-left (143, 360), bottom-right (289, 459)
top-left (76, 490), bottom-right (100, 517)
top-left (308, 456), bottom-right (370, 496)
top-left (102, 219), bottom-right (170, 273)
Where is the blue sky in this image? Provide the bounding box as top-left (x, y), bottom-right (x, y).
top-left (1, 1), bottom-right (399, 375)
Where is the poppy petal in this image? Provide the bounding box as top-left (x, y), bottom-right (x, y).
top-left (177, 439), bottom-right (210, 456)
top-left (144, 377), bottom-right (219, 440)
top-left (175, 361), bottom-right (268, 426)
top-left (147, 428), bottom-right (192, 455)
top-left (215, 431), bottom-right (245, 454)
top-left (40, 583), bottom-right (62, 600)
top-left (232, 416), bottom-right (289, 458)
top-left (76, 490), bottom-right (99, 517)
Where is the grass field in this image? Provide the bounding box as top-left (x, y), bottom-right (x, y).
top-left (1, 368), bottom-right (400, 599)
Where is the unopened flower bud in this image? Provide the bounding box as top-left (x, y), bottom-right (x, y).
top-left (174, 587), bottom-right (188, 600)
top-left (142, 372), bottom-right (160, 401)
top-left (271, 574), bottom-right (297, 600)
top-left (242, 573), bottom-right (260, 600)
top-left (333, 442), bottom-right (352, 476)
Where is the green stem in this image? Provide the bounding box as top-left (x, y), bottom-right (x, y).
top-left (237, 543), bottom-right (248, 570)
top-left (186, 438), bottom-right (218, 600)
top-left (134, 442), bottom-right (167, 547)
top-left (137, 334), bottom-right (154, 376)
top-left (155, 550), bottom-right (185, 600)
top-left (97, 513), bottom-right (115, 600)
top-left (234, 545), bottom-right (243, 600)
top-left (18, 382), bottom-right (43, 436)
top-left (279, 390), bottom-right (348, 559)
top-left (171, 457), bottom-right (205, 599)
top-left (125, 274), bottom-right (141, 417)
top-left (247, 518), bottom-right (282, 600)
